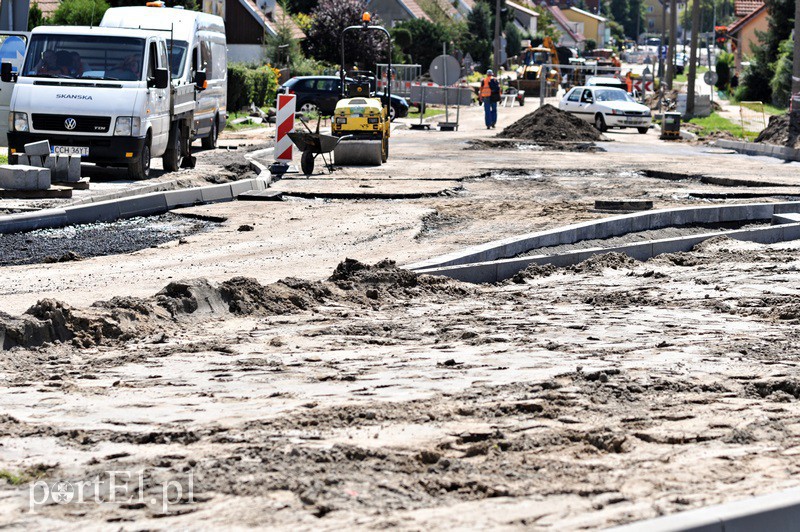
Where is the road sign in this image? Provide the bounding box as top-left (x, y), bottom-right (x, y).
top-left (429, 55), bottom-right (460, 86)
top-left (704, 70), bottom-right (718, 86)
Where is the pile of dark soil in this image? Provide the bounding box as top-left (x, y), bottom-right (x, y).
top-left (498, 104), bottom-right (605, 143)
top-left (754, 114), bottom-right (800, 148)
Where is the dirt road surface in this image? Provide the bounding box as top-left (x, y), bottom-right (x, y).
top-left (2, 101), bottom-right (800, 530)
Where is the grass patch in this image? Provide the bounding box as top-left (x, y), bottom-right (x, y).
top-left (0, 154), bottom-right (7, 165)
top-left (688, 112), bottom-right (758, 140)
top-left (0, 470), bottom-right (27, 485)
top-left (0, 464), bottom-right (54, 486)
top-left (738, 101), bottom-right (785, 117)
top-left (225, 110), bottom-right (270, 131)
top-left (407, 108), bottom-right (447, 120)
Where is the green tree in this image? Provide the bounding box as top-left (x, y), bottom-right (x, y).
top-left (50, 0), bottom-right (110, 25)
top-left (393, 18), bottom-right (453, 71)
top-left (27, 2), bottom-right (45, 30)
top-left (736, 0), bottom-right (794, 104)
top-left (461, 0), bottom-right (492, 70)
top-left (505, 21), bottom-right (523, 58)
top-left (265, 2), bottom-right (300, 69)
top-left (769, 38), bottom-right (793, 107)
top-left (304, 0), bottom-right (386, 67)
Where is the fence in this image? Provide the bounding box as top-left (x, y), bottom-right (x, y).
top-left (376, 64), bottom-right (422, 98)
top-left (739, 101), bottom-right (768, 135)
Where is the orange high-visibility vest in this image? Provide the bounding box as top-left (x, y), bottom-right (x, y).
top-left (480, 76), bottom-right (493, 98)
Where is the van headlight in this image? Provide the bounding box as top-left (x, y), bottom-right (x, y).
top-left (11, 112), bottom-right (28, 132)
top-left (114, 116), bottom-right (142, 136)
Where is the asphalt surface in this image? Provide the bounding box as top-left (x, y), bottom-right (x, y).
top-left (0, 213), bottom-right (217, 267)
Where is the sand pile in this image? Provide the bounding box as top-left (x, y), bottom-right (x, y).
top-left (754, 114), bottom-right (800, 149)
top-left (0, 260), bottom-right (469, 350)
top-left (498, 104), bottom-right (604, 143)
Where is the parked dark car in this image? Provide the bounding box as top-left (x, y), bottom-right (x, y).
top-left (278, 76), bottom-right (409, 120)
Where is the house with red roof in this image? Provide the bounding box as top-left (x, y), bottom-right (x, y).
top-left (727, 1), bottom-right (767, 72)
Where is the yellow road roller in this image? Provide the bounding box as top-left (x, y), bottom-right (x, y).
top-left (332, 13), bottom-right (392, 166)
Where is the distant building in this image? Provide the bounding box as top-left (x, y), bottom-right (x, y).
top-left (727, 2), bottom-right (767, 72)
top-left (507, 0), bottom-right (539, 35)
top-left (366, 0), bottom-right (432, 26)
top-left (642, 0), bottom-right (687, 39)
top-left (563, 7), bottom-right (606, 47)
top-left (541, 3), bottom-right (585, 49)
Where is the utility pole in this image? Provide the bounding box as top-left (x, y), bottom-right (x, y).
top-left (493, 0), bottom-right (502, 74)
top-left (792, 0), bottom-right (800, 133)
top-left (658, 0), bottom-right (666, 79)
top-left (686, 0), bottom-right (700, 117)
top-left (666, 0), bottom-right (677, 89)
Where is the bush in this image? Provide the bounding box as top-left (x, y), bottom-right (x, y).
top-left (715, 51), bottom-right (733, 90)
top-left (50, 0), bottom-right (108, 25)
top-left (769, 38), bottom-right (792, 107)
top-left (227, 63), bottom-right (280, 112)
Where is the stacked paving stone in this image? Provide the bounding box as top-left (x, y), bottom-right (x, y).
top-left (0, 141), bottom-right (82, 191)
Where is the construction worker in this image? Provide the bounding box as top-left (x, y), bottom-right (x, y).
top-left (480, 69), bottom-right (501, 129)
top-left (625, 71), bottom-right (633, 94)
top-left (611, 53), bottom-right (621, 68)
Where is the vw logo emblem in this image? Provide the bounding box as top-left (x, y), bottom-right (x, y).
top-left (64, 118), bottom-right (77, 130)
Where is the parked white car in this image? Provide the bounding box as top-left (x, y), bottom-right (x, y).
top-left (559, 86), bottom-right (652, 134)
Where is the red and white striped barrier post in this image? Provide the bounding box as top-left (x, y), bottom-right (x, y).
top-left (275, 94), bottom-right (296, 163)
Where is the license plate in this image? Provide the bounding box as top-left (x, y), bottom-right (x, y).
top-left (52, 146), bottom-right (88, 156)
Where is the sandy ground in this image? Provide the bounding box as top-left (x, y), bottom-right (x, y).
top-left (1, 101), bottom-right (800, 530)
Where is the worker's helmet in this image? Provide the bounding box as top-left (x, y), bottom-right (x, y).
top-left (487, 69), bottom-right (494, 76)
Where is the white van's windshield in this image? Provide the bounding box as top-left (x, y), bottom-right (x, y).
top-left (169, 41), bottom-right (188, 78)
top-left (22, 34), bottom-right (146, 81)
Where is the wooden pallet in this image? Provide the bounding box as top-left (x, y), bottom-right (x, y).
top-left (0, 186), bottom-right (72, 199)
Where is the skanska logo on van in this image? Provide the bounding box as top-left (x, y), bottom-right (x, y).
top-left (56, 94), bottom-right (92, 100)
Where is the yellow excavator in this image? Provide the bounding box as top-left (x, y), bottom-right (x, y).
top-left (510, 36), bottom-right (560, 96)
top-left (331, 12), bottom-right (391, 166)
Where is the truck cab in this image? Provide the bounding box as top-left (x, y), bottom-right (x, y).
top-left (100, 5), bottom-right (227, 149)
top-left (5, 26), bottom-right (172, 179)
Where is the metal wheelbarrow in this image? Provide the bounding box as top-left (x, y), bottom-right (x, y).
top-left (287, 117), bottom-right (352, 176)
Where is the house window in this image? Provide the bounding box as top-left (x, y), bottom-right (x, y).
top-left (648, 6), bottom-right (653, 12)
top-left (648, 20), bottom-right (655, 28)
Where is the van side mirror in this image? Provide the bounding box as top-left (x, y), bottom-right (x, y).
top-left (154, 67), bottom-right (169, 89)
top-left (194, 69), bottom-right (207, 90)
top-left (1, 62), bottom-right (13, 83)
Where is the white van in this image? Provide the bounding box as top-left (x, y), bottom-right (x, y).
top-left (5, 26), bottom-right (178, 179)
top-left (101, 5), bottom-right (227, 148)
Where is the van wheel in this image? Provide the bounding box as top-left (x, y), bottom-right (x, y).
top-left (162, 126), bottom-right (181, 172)
top-left (128, 138), bottom-right (151, 180)
top-left (202, 115), bottom-right (218, 149)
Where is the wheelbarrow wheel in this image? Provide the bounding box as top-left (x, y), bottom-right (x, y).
top-left (301, 150), bottom-right (315, 176)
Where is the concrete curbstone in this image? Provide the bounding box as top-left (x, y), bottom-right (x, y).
top-left (116, 193), bottom-right (169, 218)
top-left (0, 165), bottom-right (51, 190)
top-left (54, 156), bottom-right (68, 180)
top-left (230, 179), bottom-right (257, 197)
top-left (200, 183), bottom-right (233, 203)
top-left (164, 188), bottom-right (204, 209)
top-left (0, 209), bottom-right (67, 233)
top-left (67, 156), bottom-right (81, 182)
top-left (24, 140), bottom-right (50, 156)
top-left (63, 201), bottom-right (122, 225)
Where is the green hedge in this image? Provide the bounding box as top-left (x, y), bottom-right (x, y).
top-left (227, 63), bottom-right (280, 112)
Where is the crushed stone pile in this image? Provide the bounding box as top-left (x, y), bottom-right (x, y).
top-left (754, 114), bottom-right (800, 149)
top-left (498, 104), bottom-right (605, 143)
top-left (0, 259), bottom-right (470, 350)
